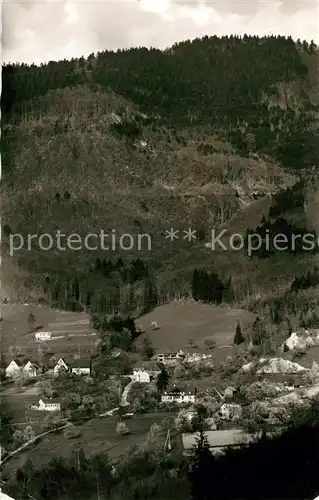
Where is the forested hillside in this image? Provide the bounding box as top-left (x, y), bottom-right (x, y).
top-left (1, 35), bottom-right (319, 319)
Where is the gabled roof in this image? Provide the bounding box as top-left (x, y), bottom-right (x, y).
top-left (8, 359), bottom-right (23, 367)
top-left (133, 360), bottom-right (161, 372)
top-left (40, 398), bottom-right (61, 405)
top-left (55, 357), bottom-right (69, 366)
top-left (165, 384), bottom-right (196, 395)
top-left (182, 430), bottom-right (254, 450)
top-left (24, 360), bottom-right (39, 368)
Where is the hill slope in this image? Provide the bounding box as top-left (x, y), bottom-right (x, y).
top-left (1, 35), bottom-right (318, 313)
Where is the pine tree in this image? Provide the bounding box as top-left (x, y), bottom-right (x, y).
top-left (189, 427), bottom-right (213, 500)
top-left (27, 313), bottom-right (36, 332)
top-left (192, 268), bottom-right (199, 300)
top-left (234, 322), bottom-right (244, 345)
top-left (156, 368), bottom-right (170, 393)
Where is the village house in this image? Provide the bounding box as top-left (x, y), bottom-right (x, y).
top-left (154, 350), bottom-right (185, 365)
top-left (23, 360), bottom-right (39, 378)
top-left (53, 358), bottom-right (69, 375)
top-left (5, 359), bottom-right (23, 378)
top-left (71, 358), bottom-right (91, 375)
top-left (35, 331), bottom-right (52, 341)
top-left (162, 386), bottom-right (196, 404)
top-left (131, 361), bottom-right (161, 383)
top-left (132, 369), bottom-right (151, 383)
top-left (31, 398), bottom-right (61, 411)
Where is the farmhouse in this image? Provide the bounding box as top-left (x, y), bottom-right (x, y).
top-left (23, 361), bottom-right (39, 378)
top-left (31, 398), bottom-right (61, 411)
top-left (154, 350), bottom-right (185, 365)
top-left (35, 331), bottom-right (52, 341)
top-left (5, 359), bottom-right (23, 378)
top-left (71, 358), bottom-right (91, 375)
top-left (53, 358), bottom-right (69, 375)
top-left (132, 361), bottom-right (161, 383)
top-left (132, 369), bottom-right (151, 383)
top-left (162, 386), bottom-right (196, 404)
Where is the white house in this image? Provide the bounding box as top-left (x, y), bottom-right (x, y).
top-left (132, 369), bottom-right (151, 383)
top-left (155, 350), bottom-right (185, 365)
top-left (53, 358), bottom-right (69, 375)
top-left (71, 359), bottom-right (91, 376)
top-left (5, 360), bottom-right (23, 378)
top-left (31, 398), bottom-right (61, 411)
top-left (162, 387), bottom-right (196, 404)
top-left (35, 331), bottom-right (52, 341)
top-left (131, 361), bottom-right (161, 383)
top-left (23, 361), bottom-right (39, 378)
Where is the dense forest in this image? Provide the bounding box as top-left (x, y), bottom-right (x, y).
top-left (2, 35), bottom-right (319, 170)
top-left (1, 34), bottom-right (319, 321)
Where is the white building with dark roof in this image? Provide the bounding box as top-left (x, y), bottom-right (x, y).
top-left (154, 350), bottom-right (185, 365)
top-left (35, 331), bottom-right (52, 341)
top-left (71, 358), bottom-right (91, 375)
top-left (132, 361), bottom-right (161, 383)
top-left (31, 398), bottom-right (61, 411)
top-left (161, 385), bottom-right (196, 404)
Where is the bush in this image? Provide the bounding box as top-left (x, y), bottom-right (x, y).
top-left (116, 421), bottom-right (130, 436)
top-left (41, 414), bottom-right (67, 431)
top-left (63, 424), bottom-right (81, 439)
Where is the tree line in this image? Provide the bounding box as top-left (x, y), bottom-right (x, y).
top-left (3, 36), bottom-right (319, 171)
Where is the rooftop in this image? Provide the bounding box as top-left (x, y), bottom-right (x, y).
top-left (182, 430), bottom-right (255, 450)
top-left (71, 358), bottom-right (91, 368)
top-left (40, 398), bottom-right (61, 404)
top-left (133, 360), bottom-right (161, 372)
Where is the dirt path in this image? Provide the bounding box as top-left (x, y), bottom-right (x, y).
top-left (1, 424), bottom-right (70, 466)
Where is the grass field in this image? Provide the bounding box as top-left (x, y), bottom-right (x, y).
top-left (0, 304), bottom-right (96, 361)
top-left (136, 301), bottom-right (256, 353)
top-left (3, 412), bottom-right (178, 476)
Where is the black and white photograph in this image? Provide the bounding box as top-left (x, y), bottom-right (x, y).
top-left (1, 1), bottom-right (319, 499)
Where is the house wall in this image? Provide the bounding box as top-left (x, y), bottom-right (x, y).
top-left (38, 400), bottom-right (60, 411)
top-left (5, 362), bottom-right (22, 378)
top-left (72, 368), bottom-right (90, 375)
top-left (133, 370), bottom-right (150, 383)
top-left (23, 368), bottom-right (37, 377)
top-left (35, 332), bottom-right (51, 340)
top-left (161, 393), bottom-right (195, 404)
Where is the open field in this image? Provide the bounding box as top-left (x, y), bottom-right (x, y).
top-left (3, 412), bottom-right (178, 476)
top-left (136, 301), bottom-right (256, 353)
top-left (0, 304), bottom-right (96, 361)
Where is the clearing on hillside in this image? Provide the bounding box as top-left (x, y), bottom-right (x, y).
top-left (135, 301), bottom-right (256, 352)
top-left (0, 304), bottom-right (96, 360)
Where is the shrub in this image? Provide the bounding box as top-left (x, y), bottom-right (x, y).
top-left (63, 424), bottom-right (81, 439)
top-left (116, 421), bottom-right (130, 436)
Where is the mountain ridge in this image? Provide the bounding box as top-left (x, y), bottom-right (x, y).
top-left (1, 35), bottom-right (318, 312)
